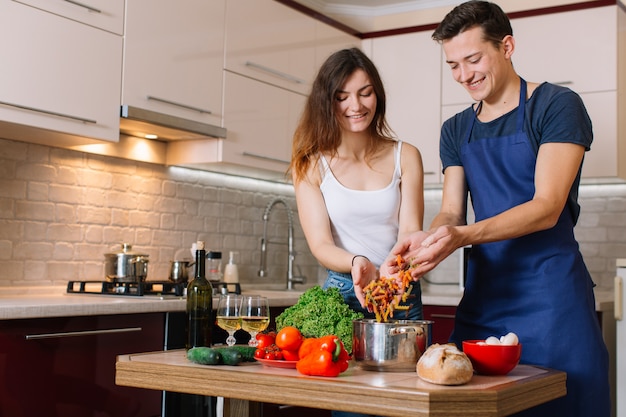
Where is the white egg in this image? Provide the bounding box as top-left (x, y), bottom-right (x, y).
top-left (500, 332), bottom-right (519, 346)
top-left (485, 336), bottom-right (501, 345)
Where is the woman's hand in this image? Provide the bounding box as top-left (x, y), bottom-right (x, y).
top-left (352, 256), bottom-right (377, 308)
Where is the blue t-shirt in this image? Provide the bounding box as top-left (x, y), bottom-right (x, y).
top-left (439, 82), bottom-right (592, 224)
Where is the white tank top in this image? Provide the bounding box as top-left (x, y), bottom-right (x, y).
top-left (319, 141), bottom-right (403, 267)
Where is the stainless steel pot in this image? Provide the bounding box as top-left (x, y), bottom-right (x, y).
top-left (169, 260), bottom-right (194, 283)
top-left (352, 319), bottom-right (433, 372)
top-left (104, 243), bottom-right (149, 282)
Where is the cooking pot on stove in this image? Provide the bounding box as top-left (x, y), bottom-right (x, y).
top-left (352, 319), bottom-right (433, 372)
top-left (104, 243), bottom-right (149, 282)
top-left (169, 260), bottom-right (194, 283)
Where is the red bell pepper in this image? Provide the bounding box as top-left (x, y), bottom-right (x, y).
top-left (296, 335), bottom-right (350, 377)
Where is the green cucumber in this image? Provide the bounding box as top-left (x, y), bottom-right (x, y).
top-left (229, 345), bottom-right (257, 362)
top-left (214, 347), bottom-right (243, 365)
top-left (187, 347), bottom-right (222, 365)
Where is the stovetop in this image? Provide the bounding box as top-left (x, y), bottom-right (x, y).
top-left (66, 280), bottom-right (241, 297)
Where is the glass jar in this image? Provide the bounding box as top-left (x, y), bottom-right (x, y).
top-left (206, 251), bottom-right (222, 282)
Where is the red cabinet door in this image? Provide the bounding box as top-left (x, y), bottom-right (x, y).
top-left (0, 313), bottom-right (164, 417)
top-left (423, 305), bottom-right (457, 345)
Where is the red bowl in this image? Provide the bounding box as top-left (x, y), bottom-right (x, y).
top-left (462, 340), bottom-right (522, 376)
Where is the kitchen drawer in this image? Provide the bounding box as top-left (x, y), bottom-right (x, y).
top-left (0, 313), bottom-right (164, 416)
top-left (12, 0), bottom-right (125, 35)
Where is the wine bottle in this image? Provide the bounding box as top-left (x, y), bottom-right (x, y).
top-left (186, 241), bottom-right (212, 350)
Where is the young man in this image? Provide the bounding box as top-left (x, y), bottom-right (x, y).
top-left (383, 2), bottom-right (610, 416)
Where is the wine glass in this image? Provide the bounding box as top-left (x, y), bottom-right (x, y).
top-left (241, 295), bottom-right (270, 347)
top-left (216, 294), bottom-right (242, 346)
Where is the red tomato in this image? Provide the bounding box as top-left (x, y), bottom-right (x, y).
top-left (264, 349), bottom-right (284, 361)
top-left (256, 332), bottom-right (276, 350)
top-left (254, 348), bottom-right (265, 360)
top-left (281, 349), bottom-right (299, 361)
top-left (275, 326), bottom-right (304, 352)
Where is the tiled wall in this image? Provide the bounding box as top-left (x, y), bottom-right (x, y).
top-left (1, 137), bottom-right (624, 293)
top-left (0, 138), bottom-right (320, 290)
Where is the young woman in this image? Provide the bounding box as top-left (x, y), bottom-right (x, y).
top-left (290, 48), bottom-right (425, 321)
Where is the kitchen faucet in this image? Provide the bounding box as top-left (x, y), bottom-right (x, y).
top-left (258, 198), bottom-right (306, 290)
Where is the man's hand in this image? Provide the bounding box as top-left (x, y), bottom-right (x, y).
top-left (380, 231), bottom-right (432, 278)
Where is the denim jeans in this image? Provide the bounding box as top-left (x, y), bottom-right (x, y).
top-left (323, 270), bottom-right (423, 320)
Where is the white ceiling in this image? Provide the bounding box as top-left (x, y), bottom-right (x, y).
top-left (292, 0), bottom-right (590, 33)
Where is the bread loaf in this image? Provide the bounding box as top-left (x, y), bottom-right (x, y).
top-left (416, 343), bottom-right (473, 385)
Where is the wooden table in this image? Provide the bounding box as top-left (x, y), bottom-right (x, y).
top-left (116, 350), bottom-right (566, 417)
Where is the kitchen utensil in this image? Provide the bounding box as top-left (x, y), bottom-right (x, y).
top-left (104, 243), bottom-right (149, 283)
top-left (352, 319), bottom-right (433, 372)
top-left (169, 260), bottom-right (194, 283)
top-left (462, 340), bottom-right (522, 375)
top-left (206, 251), bottom-right (223, 282)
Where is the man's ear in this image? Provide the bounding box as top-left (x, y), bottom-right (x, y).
top-left (502, 35), bottom-right (515, 59)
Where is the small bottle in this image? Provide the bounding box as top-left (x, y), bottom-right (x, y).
top-left (186, 241), bottom-right (212, 350)
top-left (206, 251), bottom-right (222, 282)
top-left (224, 251), bottom-right (239, 284)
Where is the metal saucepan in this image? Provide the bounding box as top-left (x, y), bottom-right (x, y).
top-left (169, 260), bottom-right (194, 283)
top-left (104, 243), bottom-right (149, 283)
top-left (352, 319), bottom-right (433, 372)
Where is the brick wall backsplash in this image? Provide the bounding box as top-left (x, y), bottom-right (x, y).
top-left (1, 137), bottom-right (625, 293)
top-left (0, 138), bottom-right (320, 290)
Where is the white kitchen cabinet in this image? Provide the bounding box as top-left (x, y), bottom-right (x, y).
top-left (122, 0), bottom-right (225, 129)
top-left (580, 91), bottom-right (618, 178)
top-left (315, 20), bottom-right (361, 69)
top-left (222, 71), bottom-right (305, 170)
top-left (167, 0), bottom-right (358, 181)
top-left (368, 31), bottom-right (443, 184)
top-left (0, 0), bottom-right (123, 143)
top-left (13, 0), bottom-right (124, 34)
top-left (167, 72), bottom-right (307, 182)
top-left (512, 5), bottom-right (622, 180)
top-left (225, 0), bottom-right (317, 95)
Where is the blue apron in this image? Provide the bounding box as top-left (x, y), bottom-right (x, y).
top-left (450, 79), bottom-right (610, 416)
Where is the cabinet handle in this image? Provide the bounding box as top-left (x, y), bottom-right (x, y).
top-left (616, 276), bottom-right (623, 321)
top-left (63, 0), bottom-right (102, 13)
top-left (147, 95), bottom-right (213, 115)
top-left (429, 314), bottom-right (456, 319)
top-left (0, 100), bottom-right (97, 124)
top-left (242, 151), bottom-right (290, 165)
top-left (25, 327), bottom-right (142, 340)
top-left (245, 61), bottom-right (306, 85)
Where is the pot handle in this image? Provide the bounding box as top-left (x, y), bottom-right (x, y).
top-left (388, 326), bottom-right (424, 336)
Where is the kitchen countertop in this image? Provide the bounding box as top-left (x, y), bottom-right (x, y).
top-left (116, 349), bottom-right (566, 417)
top-left (0, 285), bottom-right (613, 320)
